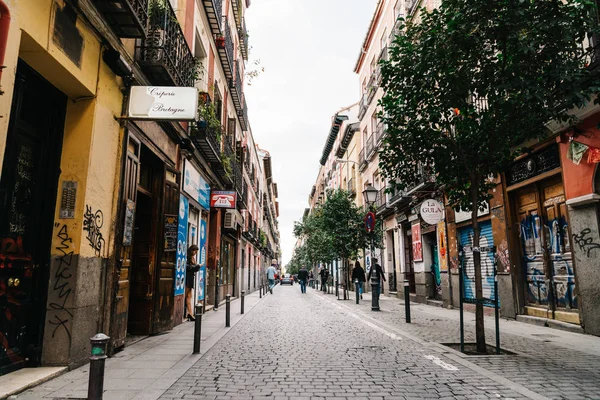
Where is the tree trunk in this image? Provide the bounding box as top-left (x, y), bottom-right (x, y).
top-left (470, 183), bottom-right (486, 353)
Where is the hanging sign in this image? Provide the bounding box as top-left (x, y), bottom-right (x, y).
top-left (210, 190), bottom-right (237, 209)
top-left (128, 86), bottom-right (198, 120)
top-left (420, 199), bottom-right (444, 225)
top-left (183, 160), bottom-right (211, 209)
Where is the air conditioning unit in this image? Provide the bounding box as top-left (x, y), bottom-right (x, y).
top-left (224, 210), bottom-right (237, 230)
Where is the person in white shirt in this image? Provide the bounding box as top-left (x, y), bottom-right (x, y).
top-left (266, 260), bottom-right (278, 294)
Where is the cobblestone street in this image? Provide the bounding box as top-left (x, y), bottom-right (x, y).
top-left (158, 284), bottom-right (600, 400)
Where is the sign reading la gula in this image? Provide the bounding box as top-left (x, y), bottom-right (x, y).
top-left (128, 86), bottom-right (198, 120)
top-left (420, 199), bottom-right (444, 225)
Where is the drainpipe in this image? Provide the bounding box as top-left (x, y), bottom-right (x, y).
top-left (0, 1), bottom-right (11, 86)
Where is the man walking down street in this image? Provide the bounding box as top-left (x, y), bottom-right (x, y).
top-left (352, 260), bottom-right (366, 300)
top-left (367, 258), bottom-right (386, 302)
top-left (319, 266), bottom-right (329, 293)
top-left (297, 265), bottom-right (309, 293)
top-left (267, 260), bottom-right (278, 294)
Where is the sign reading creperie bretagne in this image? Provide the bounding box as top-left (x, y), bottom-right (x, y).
top-left (128, 86), bottom-right (198, 120)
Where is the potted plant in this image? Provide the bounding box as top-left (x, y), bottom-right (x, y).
top-left (215, 34), bottom-right (225, 49)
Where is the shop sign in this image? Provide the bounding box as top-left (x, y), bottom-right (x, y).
top-left (454, 201), bottom-right (489, 224)
top-left (128, 86), bottom-right (198, 120)
top-left (183, 160), bottom-right (211, 210)
top-left (420, 199), bottom-right (444, 225)
top-left (210, 190), bottom-right (237, 209)
top-left (412, 222), bottom-right (423, 262)
top-left (506, 144), bottom-right (560, 186)
top-left (174, 195), bottom-right (188, 296)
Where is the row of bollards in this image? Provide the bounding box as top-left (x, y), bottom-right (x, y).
top-left (88, 286), bottom-right (263, 399)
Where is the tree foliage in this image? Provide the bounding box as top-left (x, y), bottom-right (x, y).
top-left (293, 190), bottom-right (383, 267)
top-left (379, 0), bottom-right (599, 352)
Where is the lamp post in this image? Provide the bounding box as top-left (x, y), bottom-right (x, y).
top-left (362, 185), bottom-right (380, 311)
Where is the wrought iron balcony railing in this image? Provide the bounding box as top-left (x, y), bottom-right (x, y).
top-left (402, 164), bottom-right (435, 196)
top-left (358, 91), bottom-right (369, 120)
top-left (347, 178), bottom-right (356, 196)
top-left (367, 73), bottom-right (379, 104)
top-left (202, 0), bottom-right (223, 35)
top-left (136, 0), bottom-right (195, 87)
top-left (376, 46), bottom-right (388, 84)
top-left (239, 18), bottom-right (249, 60)
top-left (232, 158), bottom-right (244, 206)
top-left (232, 0), bottom-right (242, 24)
top-left (190, 123), bottom-right (222, 165)
top-left (238, 93), bottom-right (249, 131)
top-left (375, 121), bottom-right (387, 145)
top-left (376, 187), bottom-right (387, 212)
top-left (230, 61), bottom-right (243, 112)
top-left (359, 148), bottom-right (367, 170)
top-left (95, 0), bottom-right (148, 38)
top-left (215, 18), bottom-right (234, 80)
top-left (365, 134), bottom-right (375, 159)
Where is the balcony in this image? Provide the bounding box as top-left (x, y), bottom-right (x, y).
top-left (406, 0), bottom-right (420, 16)
top-left (367, 73), bottom-right (379, 104)
top-left (239, 18), bottom-right (249, 60)
top-left (365, 134), bottom-right (375, 159)
top-left (375, 121), bottom-right (387, 145)
top-left (376, 46), bottom-right (388, 84)
top-left (232, 0), bottom-right (242, 23)
top-left (190, 123), bottom-right (222, 164)
top-left (402, 164), bottom-right (435, 196)
top-left (135, 0), bottom-right (195, 87)
top-left (202, 0), bottom-right (223, 35)
top-left (215, 138), bottom-right (235, 184)
top-left (347, 178), bottom-right (356, 196)
top-left (216, 19), bottom-right (234, 80)
top-left (358, 92), bottom-right (369, 120)
top-left (229, 61), bottom-right (243, 112)
top-left (95, 0), bottom-right (148, 38)
top-left (376, 187), bottom-right (387, 212)
top-left (238, 94), bottom-right (249, 131)
top-left (232, 158), bottom-right (244, 208)
top-left (585, 33), bottom-right (600, 71)
top-left (359, 148), bottom-right (367, 170)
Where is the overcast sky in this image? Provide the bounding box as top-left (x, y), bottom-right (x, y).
top-left (245, 0), bottom-right (378, 265)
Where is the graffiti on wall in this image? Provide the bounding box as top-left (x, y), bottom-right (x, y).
top-left (459, 222), bottom-right (497, 306)
top-left (496, 240), bottom-right (510, 272)
top-left (48, 224), bottom-right (74, 343)
top-left (573, 228), bottom-right (600, 258)
top-left (83, 205), bottom-right (105, 257)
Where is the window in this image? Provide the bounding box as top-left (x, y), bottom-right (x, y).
top-left (380, 28), bottom-right (387, 49)
top-left (214, 85), bottom-right (223, 122)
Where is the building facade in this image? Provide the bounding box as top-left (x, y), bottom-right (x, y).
top-left (0, 0), bottom-right (280, 377)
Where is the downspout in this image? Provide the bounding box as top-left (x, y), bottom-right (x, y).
top-left (0, 0), bottom-right (10, 89)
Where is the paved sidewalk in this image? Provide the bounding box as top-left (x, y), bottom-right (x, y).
top-left (9, 290), bottom-right (267, 400)
top-left (316, 287), bottom-right (600, 400)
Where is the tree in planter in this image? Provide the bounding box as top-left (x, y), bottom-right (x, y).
top-left (379, 0), bottom-right (600, 353)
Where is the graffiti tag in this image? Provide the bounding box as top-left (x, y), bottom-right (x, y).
top-left (573, 228), bottom-right (600, 258)
top-left (83, 205), bottom-right (105, 257)
top-left (48, 224), bottom-right (73, 343)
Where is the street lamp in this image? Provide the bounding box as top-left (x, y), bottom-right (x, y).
top-left (362, 185), bottom-right (380, 311)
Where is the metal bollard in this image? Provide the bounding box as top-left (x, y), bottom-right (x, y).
top-left (88, 333), bottom-right (110, 400)
top-left (404, 280), bottom-right (411, 323)
top-left (225, 294), bottom-right (231, 327)
top-left (259, 283), bottom-right (262, 298)
top-left (241, 290), bottom-right (245, 314)
top-left (193, 304), bottom-right (203, 354)
top-left (355, 280), bottom-right (360, 304)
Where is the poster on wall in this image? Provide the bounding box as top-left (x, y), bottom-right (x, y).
top-left (175, 195), bottom-right (188, 296)
top-left (437, 221), bottom-right (448, 271)
top-left (199, 219), bottom-right (207, 268)
top-left (123, 199), bottom-right (135, 246)
top-left (412, 222), bottom-right (423, 262)
top-left (164, 215), bottom-right (178, 251)
top-left (183, 160), bottom-right (211, 210)
top-left (196, 266), bottom-right (206, 302)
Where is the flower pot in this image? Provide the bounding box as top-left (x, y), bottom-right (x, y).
top-left (196, 120), bottom-right (208, 132)
top-left (216, 36), bottom-right (225, 49)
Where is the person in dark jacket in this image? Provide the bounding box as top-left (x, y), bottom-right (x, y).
top-left (352, 260), bottom-right (366, 299)
top-left (185, 245), bottom-right (200, 321)
top-left (319, 266), bottom-right (329, 292)
top-left (367, 258), bottom-right (386, 301)
top-left (297, 266), bottom-right (309, 293)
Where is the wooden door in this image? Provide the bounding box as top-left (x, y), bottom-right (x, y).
top-left (111, 135), bottom-right (140, 349)
top-left (0, 61), bottom-right (66, 374)
top-left (152, 171), bottom-right (178, 333)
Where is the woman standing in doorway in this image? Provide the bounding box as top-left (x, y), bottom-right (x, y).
top-left (185, 245), bottom-right (200, 321)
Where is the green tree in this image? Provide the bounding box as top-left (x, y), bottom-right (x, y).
top-left (379, 0), bottom-right (599, 352)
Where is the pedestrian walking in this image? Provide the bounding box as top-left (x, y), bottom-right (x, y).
top-left (267, 259), bottom-right (278, 294)
top-left (297, 265), bottom-right (309, 293)
top-left (319, 266), bottom-right (329, 293)
top-left (309, 270), bottom-right (314, 288)
top-left (185, 245), bottom-right (200, 321)
top-left (367, 257), bottom-right (386, 300)
top-left (352, 260), bottom-right (366, 300)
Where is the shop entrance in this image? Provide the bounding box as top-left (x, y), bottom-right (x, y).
top-left (512, 177), bottom-right (577, 324)
top-left (0, 61), bottom-right (67, 375)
